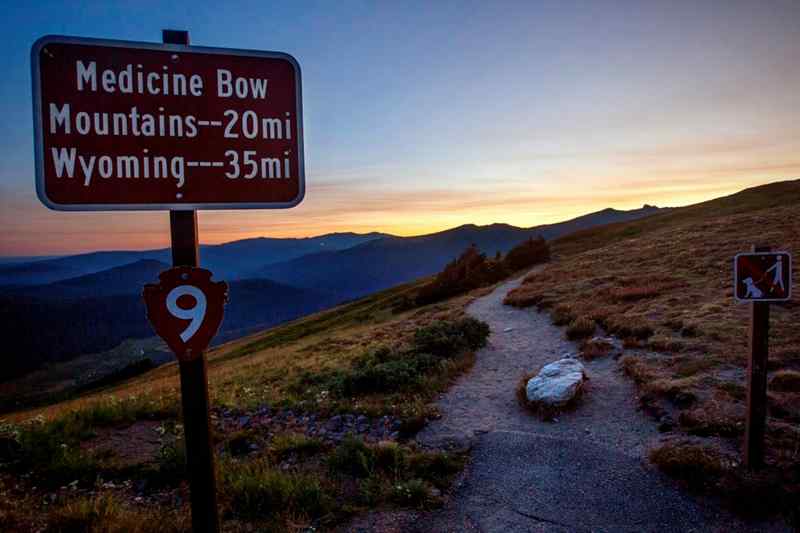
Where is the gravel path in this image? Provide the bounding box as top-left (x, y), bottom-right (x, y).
top-left (416, 272), bottom-right (657, 456)
top-left (410, 272), bottom-right (785, 533)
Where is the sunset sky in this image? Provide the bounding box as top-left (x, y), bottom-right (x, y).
top-left (1, 1), bottom-right (799, 256)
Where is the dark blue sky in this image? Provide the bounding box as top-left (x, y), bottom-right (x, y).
top-left (2, 1), bottom-right (799, 254)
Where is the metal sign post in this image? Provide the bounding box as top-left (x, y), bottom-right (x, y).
top-left (734, 245), bottom-right (792, 469)
top-left (163, 31), bottom-right (219, 532)
top-left (744, 245), bottom-right (770, 470)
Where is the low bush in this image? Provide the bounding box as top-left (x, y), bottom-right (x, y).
top-left (328, 435), bottom-right (375, 478)
top-left (770, 370), bottom-right (800, 393)
top-left (407, 450), bottom-right (464, 488)
top-left (503, 236), bottom-right (550, 272)
top-left (416, 238), bottom-right (551, 306)
top-left (649, 441), bottom-right (726, 490)
top-left (580, 338), bottom-right (613, 360)
top-left (565, 317), bottom-right (595, 340)
top-left (223, 459), bottom-right (332, 521)
top-left (313, 318), bottom-right (490, 399)
top-left (45, 493), bottom-right (189, 533)
top-left (391, 479), bottom-right (432, 509)
top-left (605, 316), bottom-right (654, 340)
top-left (413, 318), bottom-right (490, 357)
top-left (416, 245), bottom-right (508, 305)
top-left (271, 433), bottom-right (324, 459)
top-left (373, 441), bottom-right (407, 478)
top-left (551, 303), bottom-right (576, 326)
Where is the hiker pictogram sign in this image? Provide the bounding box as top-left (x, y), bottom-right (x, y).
top-left (734, 252), bottom-right (792, 302)
top-left (144, 266), bottom-right (228, 360)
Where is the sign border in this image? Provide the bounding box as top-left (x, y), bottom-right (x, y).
top-left (733, 252), bottom-right (792, 303)
top-left (31, 34), bottom-right (305, 211)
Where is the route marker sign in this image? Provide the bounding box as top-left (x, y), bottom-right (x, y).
top-left (143, 267), bottom-right (228, 360)
top-left (734, 251), bottom-right (791, 302)
top-left (31, 34), bottom-right (304, 210)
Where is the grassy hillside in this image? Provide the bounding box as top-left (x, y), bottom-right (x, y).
top-left (0, 273), bottom-right (495, 531)
top-left (506, 179), bottom-right (800, 517)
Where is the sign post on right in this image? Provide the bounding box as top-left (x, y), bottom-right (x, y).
top-left (734, 247), bottom-right (792, 470)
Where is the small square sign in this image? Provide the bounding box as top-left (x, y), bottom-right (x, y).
top-left (734, 252), bottom-right (792, 302)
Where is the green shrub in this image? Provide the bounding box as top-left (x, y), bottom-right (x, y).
top-left (155, 437), bottom-right (186, 481)
top-left (373, 441), bottom-right (407, 478)
top-left (357, 475), bottom-right (387, 506)
top-left (223, 459), bottom-right (331, 520)
top-left (328, 435), bottom-right (375, 478)
top-left (413, 318), bottom-right (490, 357)
top-left (408, 451), bottom-right (464, 488)
top-left (330, 355), bottom-right (427, 397)
top-left (271, 433), bottom-right (324, 459)
top-left (391, 479), bottom-right (431, 508)
top-left (314, 318), bottom-right (490, 398)
top-left (45, 493), bottom-right (190, 533)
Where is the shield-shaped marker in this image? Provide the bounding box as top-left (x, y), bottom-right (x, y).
top-left (143, 267), bottom-right (228, 361)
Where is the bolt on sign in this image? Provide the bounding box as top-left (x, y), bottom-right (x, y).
top-left (734, 252), bottom-right (792, 302)
top-left (31, 35), bottom-right (304, 210)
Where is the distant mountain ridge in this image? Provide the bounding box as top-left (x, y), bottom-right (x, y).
top-left (254, 205), bottom-right (666, 298)
top-left (6, 259), bottom-right (169, 299)
top-left (0, 232), bottom-right (388, 286)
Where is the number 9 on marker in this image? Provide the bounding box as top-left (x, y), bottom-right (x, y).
top-left (143, 267), bottom-right (228, 361)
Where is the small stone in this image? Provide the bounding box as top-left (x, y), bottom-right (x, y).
top-left (525, 358), bottom-right (587, 407)
top-left (503, 327), bottom-right (513, 332)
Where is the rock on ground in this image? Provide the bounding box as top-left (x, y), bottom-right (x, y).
top-left (526, 358), bottom-right (586, 408)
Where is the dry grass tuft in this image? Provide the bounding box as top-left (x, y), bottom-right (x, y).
top-left (770, 370), bottom-right (800, 393)
top-left (565, 317), bottom-right (595, 340)
top-left (579, 338), bottom-right (613, 360)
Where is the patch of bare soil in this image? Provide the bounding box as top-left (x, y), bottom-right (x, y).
top-left (81, 420), bottom-right (163, 467)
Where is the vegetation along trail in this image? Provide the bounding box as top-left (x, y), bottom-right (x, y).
top-left (412, 271), bottom-right (781, 532)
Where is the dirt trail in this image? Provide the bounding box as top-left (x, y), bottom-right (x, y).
top-left (416, 272), bottom-right (656, 457)
top-left (407, 272), bottom-right (785, 533)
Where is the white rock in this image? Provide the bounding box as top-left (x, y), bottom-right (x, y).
top-left (526, 358), bottom-right (586, 407)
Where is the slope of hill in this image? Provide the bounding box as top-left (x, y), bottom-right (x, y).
top-left (0, 231), bottom-right (388, 286)
top-left (1, 276), bottom-right (343, 382)
top-left (505, 179), bottom-right (800, 510)
top-left (255, 205), bottom-right (664, 298)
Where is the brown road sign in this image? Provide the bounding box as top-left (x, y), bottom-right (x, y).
top-left (734, 252), bottom-right (792, 302)
top-left (143, 266), bottom-right (228, 360)
top-left (31, 35), bottom-right (304, 210)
